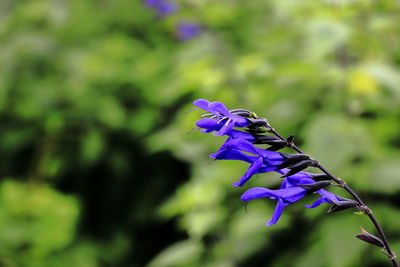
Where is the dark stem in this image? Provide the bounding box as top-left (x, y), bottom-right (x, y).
top-left (269, 128), bottom-right (398, 267)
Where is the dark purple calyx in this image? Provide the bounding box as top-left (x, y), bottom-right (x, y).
top-left (327, 198), bottom-right (359, 213)
top-left (300, 181), bottom-right (332, 194)
top-left (355, 227), bottom-right (385, 248)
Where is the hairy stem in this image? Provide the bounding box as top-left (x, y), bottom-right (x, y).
top-left (269, 128), bottom-right (398, 267)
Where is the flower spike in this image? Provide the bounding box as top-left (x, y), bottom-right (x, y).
top-left (192, 99), bottom-right (398, 266)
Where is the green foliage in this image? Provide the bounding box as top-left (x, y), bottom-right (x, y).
top-left (0, 180), bottom-right (79, 266)
top-left (0, 0), bottom-right (400, 266)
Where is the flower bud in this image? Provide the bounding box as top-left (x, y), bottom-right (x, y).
top-left (355, 227), bottom-right (384, 248)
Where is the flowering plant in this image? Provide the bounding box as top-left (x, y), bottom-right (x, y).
top-left (193, 99), bottom-right (398, 266)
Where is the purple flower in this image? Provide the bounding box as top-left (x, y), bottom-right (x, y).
top-left (278, 170), bottom-right (342, 208)
top-left (195, 118), bottom-right (254, 139)
top-left (241, 186), bottom-right (309, 226)
top-left (177, 22), bottom-right (202, 41)
top-left (241, 171), bottom-right (342, 226)
top-left (193, 99), bottom-right (250, 136)
top-left (144, 0), bottom-right (178, 17)
top-left (277, 171), bottom-right (316, 188)
top-left (211, 138), bottom-right (286, 186)
top-left (306, 189), bottom-right (342, 209)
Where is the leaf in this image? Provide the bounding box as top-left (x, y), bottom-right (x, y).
top-left (355, 227), bottom-right (384, 248)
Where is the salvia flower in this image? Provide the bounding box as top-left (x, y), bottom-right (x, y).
top-left (242, 187), bottom-right (307, 226)
top-left (195, 118), bottom-right (252, 138)
top-left (177, 22), bottom-right (202, 41)
top-left (278, 170), bottom-right (343, 208)
top-left (195, 117), bottom-right (278, 144)
top-left (240, 185), bottom-right (330, 226)
top-left (211, 139), bottom-right (318, 186)
top-left (241, 171), bottom-right (341, 226)
top-left (211, 138), bottom-right (286, 186)
top-left (193, 99), bottom-right (250, 136)
top-left (144, 0), bottom-right (178, 17)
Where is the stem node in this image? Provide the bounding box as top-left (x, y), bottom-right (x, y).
top-left (360, 205), bottom-right (372, 215)
top-left (310, 158), bottom-right (319, 167)
top-left (337, 178), bottom-right (346, 187)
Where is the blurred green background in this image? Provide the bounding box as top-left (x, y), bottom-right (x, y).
top-left (1, 0), bottom-right (400, 266)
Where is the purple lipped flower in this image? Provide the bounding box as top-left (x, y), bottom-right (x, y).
top-left (278, 170), bottom-right (343, 208)
top-left (241, 171), bottom-right (343, 226)
top-left (195, 118), bottom-right (255, 139)
top-left (211, 138), bottom-right (286, 186)
top-left (214, 138), bottom-right (284, 162)
top-left (305, 189), bottom-right (343, 209)
top-left (277, 170), bottom-right (317, 189)
top-left (195, 118), bottom-right (255, 158)
top-left (144, 0), bottom-right (178, 17)
top-left (277, 169), bottom-right (344, 208)
top-left (195, 118), bottom-right (220, 133)
top-left (177, 22), bottom-right (202, 41)
top-left (193, 99), bottom-right (250, 136)
top-left (241, 186), bottom-right (310, 226)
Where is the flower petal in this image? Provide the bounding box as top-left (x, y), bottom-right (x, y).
top-left (208, 101), bottom-right (231, 117)
top-left (233, 156), bottom-right (264, 186)
top-left (224, 139), bottom-right (260, 155)
top-left (277, 187), bottom-right (307, 203)
top-left (229, 130), bottom-right (255, 141)
top-left (211, 148), bottom-right (256, 163)
top-left (196, 118), bottom-right (221, 133)
top-left (277, 170), bottom-right (312, 180)
top-left (241, 186), bottom-right (306, 203)
top-left (305, 197), bottom-right (326, 208)
top-left (317, 189), bottom-right (342, 203)
top-left (267, 199), bottom-right (286, 226)
top-left (215, 119), bottom-right (234, 136)
top-left (305, 189), bottom-right (343, 208)
top-left (258, 165), bottom-right (280, 173)
top-left (287, 177), bottom-right (316, 186)
top-left (240, 187), bottom-right (272, 201)
top-left (193, 99), bottom-right (211, 110)
top-left (280, 179), bottom-right (289, 189)
top-left (259, 150), bottom-right (286, 162)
